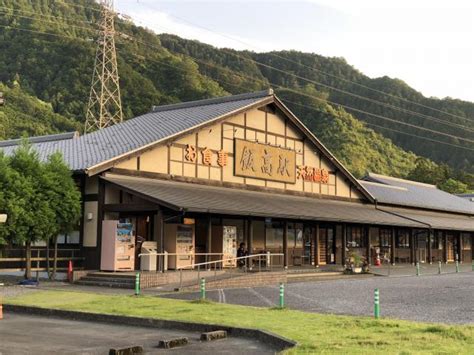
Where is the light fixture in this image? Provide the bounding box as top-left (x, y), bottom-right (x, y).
top-left (0, 214), bottom-right (7, 223)
top-left (87, 212), bottom-right (93, 221)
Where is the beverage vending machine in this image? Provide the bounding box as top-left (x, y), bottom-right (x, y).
top-left (212, 226), bottom-right (237, 267)
top-left (101, 220), bottom-right (135, 271)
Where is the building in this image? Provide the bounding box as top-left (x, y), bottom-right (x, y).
top-left (1, 90), bottom-right (473, 274)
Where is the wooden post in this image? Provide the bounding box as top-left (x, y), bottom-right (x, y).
top-left (247, 218), bottom-right (253, 255)
top-left (341, 224), bottom-right (347, 266)
top-left (315, 224), bottom-right (320, 267)
top-left (428, 229), bottom-right (433, 264)
top-left (366, 226), bottom-right (371, 265)
top-left (391, 227), bottom-right (396, 265)
top-left (283, 221), bottom-right (288, 269)
top-left (443, 231), bottom-right (448, 263)
top-left (410, 229), bottom-right (415, 265)
top-left (458, 232), bottom-right (463, 263)
top-left (207, 215), bottom-right (212, 265)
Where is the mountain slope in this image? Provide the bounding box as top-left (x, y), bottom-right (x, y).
top-left (0, 0), bottom-right (471, 191)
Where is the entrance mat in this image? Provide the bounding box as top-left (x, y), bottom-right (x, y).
top-left (4, 304), bottom-right (296, 352)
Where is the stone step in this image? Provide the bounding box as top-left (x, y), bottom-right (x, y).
top-left (75, 279), bottom-right (134, 289)
top-left (78, 276), bottom-right (135, 284)
top-left (86, 272), bottom-right (136, 279)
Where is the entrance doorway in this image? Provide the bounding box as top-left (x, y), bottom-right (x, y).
top-left (415, 231), bottom-right (428, 263)
top-left (446, 234), bottom-right (457, 262)
top-left (319, 226), bottom-right (336, 265)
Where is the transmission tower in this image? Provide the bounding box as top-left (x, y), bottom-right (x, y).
top-left (85, 0), bottom-right (123, 133)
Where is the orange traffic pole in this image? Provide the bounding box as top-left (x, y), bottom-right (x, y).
top-left (67, 260), bottom-right (73, 283)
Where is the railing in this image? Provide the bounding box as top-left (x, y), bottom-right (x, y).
top-left (0, 248), bottom-right (84, 272)
top-left (138, 252), bottom-right (285, 289)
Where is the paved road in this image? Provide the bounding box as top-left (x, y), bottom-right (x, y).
top-left (0, 314), bottom-right (277, 354)
top-left (162, 272), bottom-right (474, 324)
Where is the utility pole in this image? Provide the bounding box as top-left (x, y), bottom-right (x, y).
top-left (85, 0), bottom-right (123, 133)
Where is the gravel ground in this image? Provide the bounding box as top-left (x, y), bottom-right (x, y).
top-left (162, 272), bottom-right (474, 324)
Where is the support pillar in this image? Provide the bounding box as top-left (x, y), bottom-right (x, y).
top-left (390, 227), bottom-right (396, 265)
top-left (207, 215), bottom-right (212, 265)
top-left (428, 229), bottom-right (433, 264)
top-left (247, 218), bottom-right (253, 256)
top-left (410, 229), bottom-right (415, 265)
top-left (458, 232), bottom-right (463, 263)
top-left (341, 224), bottom-right (347, 266)
top-left (315, 224), bottom-right (320, 267)
top-left (283, 221), bottom-right (288, 269)
top-left (366, 226), bottom-right (371, 265)
top-left (154, 210), bottom-right (163, 272)
top-left (443, 231), bottom-right (448, 263)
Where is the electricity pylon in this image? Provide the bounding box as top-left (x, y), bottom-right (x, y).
top-left (85, 0), bottom-right (123, 133)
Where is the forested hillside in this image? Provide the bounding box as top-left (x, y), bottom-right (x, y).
top-left (0, 0), bottom-right (472, 192)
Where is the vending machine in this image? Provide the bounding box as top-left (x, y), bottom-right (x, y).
top-left (101, 220), bottom-right (135, 271)
top-left (212, 226), bottom-right (237, 267)
top-left (164, 223), bottom-right (195, 269)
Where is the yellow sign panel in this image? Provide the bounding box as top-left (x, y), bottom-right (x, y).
top-left (234, 139), bottom-right (296, 183)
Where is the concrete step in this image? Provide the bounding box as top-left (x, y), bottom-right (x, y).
top-left (78, 276), bottom-right (135, 284)
top-left (287, 272), bottom-right (372, 283)
top-left (86, 272), bottom-right (136, 279)
top-left (75, 279), bottom-right (134, 289)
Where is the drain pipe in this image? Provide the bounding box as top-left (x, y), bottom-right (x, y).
top-left (374, 200), bottom-right (434, 264)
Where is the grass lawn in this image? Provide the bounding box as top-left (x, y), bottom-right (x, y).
top-left (6, 290), bottom-right (473, 354)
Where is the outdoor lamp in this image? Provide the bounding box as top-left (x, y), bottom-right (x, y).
top-left (0, 214), bottom-right (7, 223)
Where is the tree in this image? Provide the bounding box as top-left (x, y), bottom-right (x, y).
top-left (438, 179), bottom-right (469, 194)
top-left (8, 142), bottom-right (55, 279)
top-left (43, 153), bottom-right (81, 279)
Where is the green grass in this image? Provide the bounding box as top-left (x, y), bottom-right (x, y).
top-left (6, 290), bottom-right (473, 354)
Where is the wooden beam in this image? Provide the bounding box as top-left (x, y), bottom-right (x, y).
top-left (207, 215), bottom-right (212, 264)
top-left (365, 226), bottom-right (371, 265)
top-left (410, 229), bottom-right (415, 265)
top-left (443, 231), bottom-right (448, 263)
top-left (103, 203), bottom-right (159, 212)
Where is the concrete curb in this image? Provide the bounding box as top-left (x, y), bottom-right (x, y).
top-left (4, 304), bottom-right (297, 352)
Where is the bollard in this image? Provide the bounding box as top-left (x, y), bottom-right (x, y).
top-left (455, 260), bottom-right (459, 273)
top-left (67, 260), bottom-right (73, 283)
top-left (200, 278), bottom-right (206, 300)
top-left (135, 272), bottom-right (140, 296)
top-left (416, 262), bottom-right (420, 276)
top-left (374, 288), bottom-right (380, 319)
top-left (438, 261), bottom-right (442, 275)
top-left (279, 283), bottom-right (285, 308)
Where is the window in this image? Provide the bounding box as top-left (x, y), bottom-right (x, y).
top-left (347, 226), bottom-right (366, 248)
top-left (57, 230), bottom-right (80, 245)
top-left (435, 231), bottom-right (444, 250)
top-left (379, 229), bottom-right (392, 247)
top-left (396, 230), bottom-right (410, 248)
top-left (265, 221), bottom-right (284, 249)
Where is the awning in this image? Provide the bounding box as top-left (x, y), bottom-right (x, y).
top-left (102, 174), bottom-right (425, 228)
top-left (381, 207), bottom-right (474, 232)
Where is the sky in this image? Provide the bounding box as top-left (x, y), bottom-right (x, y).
top-left (114, 0), bottom-right (474, 102)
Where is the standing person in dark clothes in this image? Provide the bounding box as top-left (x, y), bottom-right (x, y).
top-left (237, 242), bottom-right (247, 267)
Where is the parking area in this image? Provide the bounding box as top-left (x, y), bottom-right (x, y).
top-left (162, 272), bottom-right (474, 324)
top-left (0, 314), bottom-right (277, 354)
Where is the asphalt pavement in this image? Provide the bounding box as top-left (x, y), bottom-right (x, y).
top-left (0, 314), bottom-right (277, 354)
top-left (161, 272), bottom-right (474, 324)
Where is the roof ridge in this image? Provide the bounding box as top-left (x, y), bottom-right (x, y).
top-left (0, 131), bottom-right (79, 148)
top-left (359, 180), bottom-right (408, 191)
top-left (151, 89), bottom-right (273, 113)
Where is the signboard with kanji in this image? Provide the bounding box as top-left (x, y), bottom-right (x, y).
top-left (234, 139), bottom-right (296, 183)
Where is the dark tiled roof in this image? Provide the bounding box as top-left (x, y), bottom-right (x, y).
top-left (380, 207), bottom-right (474, 232)
top-left (102, 174), bottom-right (423, 228)
top-left (0, 90), bottom-right (273, 171)
top-left (360, 173), bottom-right (474, 215)
top-left (0, 131), bottom-right (78, 147)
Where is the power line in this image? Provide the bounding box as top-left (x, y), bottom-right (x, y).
top-left (49, 0), bottom-right (474, 127)
top-left (137, 1), bottom-right (474, 124)
top-left (116, 32), bottom-right (474, 145)
top-left (1, 14), bottom-right (473, 151)
top-left (0, 9), bottom-right (98, 33)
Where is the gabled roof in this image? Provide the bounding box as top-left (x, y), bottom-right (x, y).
top-left (360, 173), bottom-right (474, 215)
top-left (0, 90), bottom-right (373, 201)
top-left (0, 90), bottom-right (273, 172)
